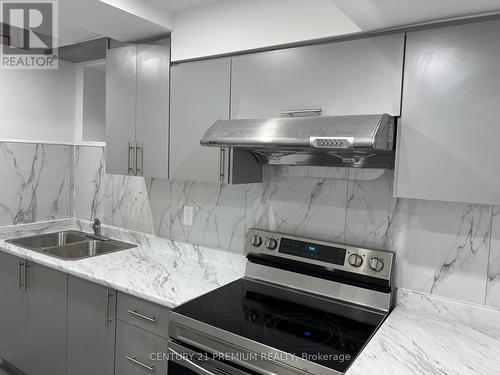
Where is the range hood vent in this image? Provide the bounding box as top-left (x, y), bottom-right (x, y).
top-left (201, 114), bottom-right (396, 169)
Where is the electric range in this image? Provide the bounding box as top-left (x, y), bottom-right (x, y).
top-left (168, 229), bottom-right (395, 375)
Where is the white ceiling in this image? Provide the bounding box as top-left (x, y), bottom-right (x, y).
top-left (147, 0), bottom-right (219, 13)
top-left (58, 0), bottom-right (218, 45)
top-left (330, 0), bottom-right (500, 30)
top-left (58, 0), bottom-right (169, 45)
top-left (57, 0), bottom-right (500, 46)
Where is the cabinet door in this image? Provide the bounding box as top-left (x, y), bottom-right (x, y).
top-left (136, 39), bottom-right (170, 179)
top-left (0, 252), bottom-right (27, 373)
top-left (67, 276), bottom-right (116, 375)
top-left (170, 58), bottom-right (230, 182)
top-left (25, 263), bottom-right (67, 375)
top-left (395, 20), bottom-right (500, 205)
top-left (106, 44), bottom-right (137, 176)
top-left (231, 34), bottom-right (405, 119)
top-left (115, 321), bottom-right (168, 375)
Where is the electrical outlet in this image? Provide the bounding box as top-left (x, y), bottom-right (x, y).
top-left (183, 205), bottom-right (194, 226)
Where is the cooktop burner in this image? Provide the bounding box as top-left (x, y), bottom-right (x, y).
top-left (263, 312), bottom-right (342, 350)
top-left (173, 278), bottom-right (384, 373)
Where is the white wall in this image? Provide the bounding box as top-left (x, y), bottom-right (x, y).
top-left (171, 0), bottom-right (360, 61)
top-left (0, 60), bottom-right (76, 143)
top-left (82, 67), bottom-right (106, 142)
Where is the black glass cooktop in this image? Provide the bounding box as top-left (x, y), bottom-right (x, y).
top-left (172, 279), bottom-right (385, 373)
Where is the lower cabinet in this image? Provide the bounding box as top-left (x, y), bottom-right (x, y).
top-left (0, 252), bottom-right (27, 373)
top-left (67, 276), bottom-right (116, 375)
top-left (25, 262), bottom-right (68, 375)
top-left (115, 320), bottom-right (168, 375)
top-left (0, 254), bottom-right (68, 375)
top-left (0, 252), bottom-right (170, 375)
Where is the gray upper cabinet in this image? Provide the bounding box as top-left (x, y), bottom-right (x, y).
top-left (67, 276), bottom-right (116, 375)
top-left (136, 41), bottom-right (170, 178)
top-left (25, 263), bottom-right (68, 375)
top-left (106, 44), bottom-right (137, 176)
top-left (106, 38), bottom-right (170, 178)
top-left (170, 58), bottom-right (230, 183)
top-left (0, 252), bottom-right (27, 373)
top-left (231, 34), bottom-right (405, 119)
top-left (395, 20), bottom-right (500, 205)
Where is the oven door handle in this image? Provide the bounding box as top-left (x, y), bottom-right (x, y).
top-left (168, 348), bottom-right (216, 375)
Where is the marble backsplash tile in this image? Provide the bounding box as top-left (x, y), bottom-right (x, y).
top-left (171, 180), bottom-right (246, 252)
top-left (3, 143), bottom-right (496, 306)
top-left (74, 145), bottom-right (172, 237)
top-left (74, 146), bottom-right (112, 222)
top-left (69, 147), bottom-right (497, 304)
top-left (0, 142), bottom-right (72, 226)
top-left (386, 200), bottom-right (491, 304)
top-left (245, 166), bottom-right (347, 243)
top-left (345, 169), bottom-right (397, 249)
top-left (487, 206), bottom-right (500, 308)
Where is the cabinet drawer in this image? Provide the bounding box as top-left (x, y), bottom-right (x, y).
top-left (115, 321), bottom-right (167, 375)
top-left (117, 293), bottom-right (169, 338)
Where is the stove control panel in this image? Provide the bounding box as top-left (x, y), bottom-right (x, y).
top-left (245, 228), bottom-right (394, 281)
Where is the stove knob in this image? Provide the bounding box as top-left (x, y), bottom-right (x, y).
top-left (250, 235), bottom-right (262, 247)
top-left (348, 254), bottom-right (363, 268)
top-left (265, 238), bottom-right (278, 250)
top-left (369, 257), bottom-right (384, 272)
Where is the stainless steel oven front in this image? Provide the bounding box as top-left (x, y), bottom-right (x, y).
top-left (167, 341), bottom-right (253, 375)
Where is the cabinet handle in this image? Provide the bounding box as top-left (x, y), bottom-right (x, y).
top-left (24, 263), bottom-right (29, 291)
top-left (281, 108), bottom-right (323, 117)
top-left (126, 309), bottom-right (156, 323)
top-left (19, 261), bottom-right (25, 290)
top-left (105, 291), bottom-right (114, 327)
top-left (219, 148), bottom-right (226, 183)
top-left (135, 143), bottom-right (143, 176)
top-left (128, 143), bottom-right (135, 175)
top-left (125, 355), bottom-right (155, 372)
top-left (169, 348), bottom-right (216, 375)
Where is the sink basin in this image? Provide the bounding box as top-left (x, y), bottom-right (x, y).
top-left (6, 230), bottom-right (136, 260)
top-left (7, 231), bottom-right (88, 249)
top-left (42, 240), bottom-right (135, 260)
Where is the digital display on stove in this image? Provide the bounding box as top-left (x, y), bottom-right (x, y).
top-left (279, 238), bottom-right (346, 265)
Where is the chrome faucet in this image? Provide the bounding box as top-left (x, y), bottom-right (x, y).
top-left (90, 218), bottom-right (110, 241)
top-left (92, 218), bottom-right (101, 237)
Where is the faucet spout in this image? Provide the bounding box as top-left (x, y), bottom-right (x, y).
top-left (92, 218), bottom-right (101, 236)
top-left (89, 218), bottom-right (110, 241)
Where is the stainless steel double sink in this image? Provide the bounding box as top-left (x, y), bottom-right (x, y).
top-left (6, 230), bottom-right (136, 261)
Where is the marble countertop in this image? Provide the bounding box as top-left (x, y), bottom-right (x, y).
top-left (0, 219), bottom-right (247, 308)
top-left (1, 220), bottom-right (499, 374)
top-left (348, 289), bottom-right (500, 375)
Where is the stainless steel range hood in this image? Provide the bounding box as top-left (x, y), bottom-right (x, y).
top-left (201, 113), bottom-right (396, 169)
